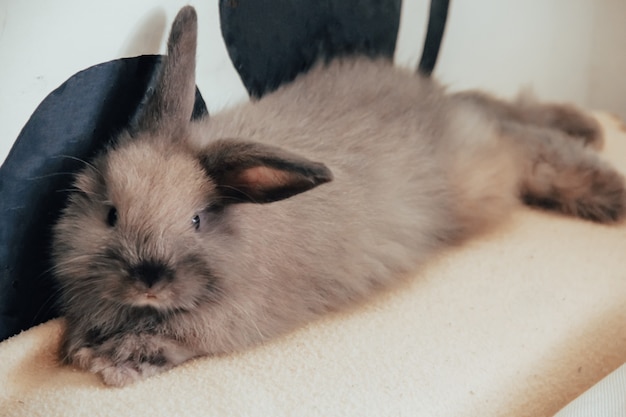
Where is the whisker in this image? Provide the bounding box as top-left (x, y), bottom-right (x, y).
top-left (54, 155), bottom-right (102, 177)
top-left (31, 288), bottom-right (63, 324)
top-left (36, 254), bottom-right (100, 281)
top-left (26, 171), bottom-right (77, 181)
top-left (226, 298), bottom-right (266, 341)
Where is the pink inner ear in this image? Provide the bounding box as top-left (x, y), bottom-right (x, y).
top-left (237, 166), bottom-right (293, 190)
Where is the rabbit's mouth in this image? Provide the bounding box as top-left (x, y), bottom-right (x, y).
top-left (128, 286), bottom-right (173, 309)
top-left (120, 274), bottom-right (174, 309)
top-left (140, 291), bottom-right (160, 304)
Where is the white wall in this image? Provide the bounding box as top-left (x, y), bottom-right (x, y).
top-left (436, 0), bottom-right (595, 103)
top-left (1, 0), bottom-right (624, 165)
top-left (399, 0), bottom-right (626, 116)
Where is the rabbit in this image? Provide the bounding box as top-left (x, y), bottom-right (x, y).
top-left (52, 6), bottom-right (626, 387)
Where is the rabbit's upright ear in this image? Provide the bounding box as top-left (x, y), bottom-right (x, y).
top-left (136, 6), bottom-right (198, 135)
top-left (200, 140), bottom-right (333, 204)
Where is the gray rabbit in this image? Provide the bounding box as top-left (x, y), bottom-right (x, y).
top-left (52, 6), bottom-right (625, 386)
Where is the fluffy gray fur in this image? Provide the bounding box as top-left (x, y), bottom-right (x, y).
top-left (52, 6), bottom-right (626, 386)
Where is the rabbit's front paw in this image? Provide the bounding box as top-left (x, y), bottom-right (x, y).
top-left (67, 335), bottom-right (176, 387)
top-left (72, 347), bottom-right (143, 387)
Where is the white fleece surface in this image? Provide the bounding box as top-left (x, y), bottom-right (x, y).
top-left (1, 114), bottom-right (625, 417)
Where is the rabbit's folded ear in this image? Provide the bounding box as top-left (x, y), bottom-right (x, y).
top-left (199, 140), bottom-right (333, 204)
top-left (136, 6), bottom-right (198, 135)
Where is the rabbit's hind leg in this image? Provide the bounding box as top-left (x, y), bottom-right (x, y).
top-left (513, 95), bottom-right (604, 150)
top-left (504, 122), bottom-right (625, 223)
top-left (453, 91), bottom-right (604, 149)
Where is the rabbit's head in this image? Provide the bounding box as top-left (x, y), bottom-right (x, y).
top-left (52, 6), bottom-right (332, 317)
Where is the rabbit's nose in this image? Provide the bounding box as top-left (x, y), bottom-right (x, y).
top-left (131, 260), bottom-right (172, 288)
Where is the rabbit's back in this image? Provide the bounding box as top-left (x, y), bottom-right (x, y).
top-left (185, 58), bottom-right (474, 315)
top-left (198, 57), bottom-right (450, 170)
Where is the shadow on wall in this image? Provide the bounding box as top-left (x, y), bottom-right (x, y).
top-left (588, 0), bottom-right (626, 120)
top-left (119, 8), bottom-right (168, 57)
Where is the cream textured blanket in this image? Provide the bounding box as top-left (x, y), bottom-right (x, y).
top-left (1, 114), bottom-right (625, 417)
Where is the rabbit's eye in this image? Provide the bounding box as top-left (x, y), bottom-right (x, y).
top-left (107, 207), bottom-right (118, 227)
top-left (192, 214), bottom-right (200, 230)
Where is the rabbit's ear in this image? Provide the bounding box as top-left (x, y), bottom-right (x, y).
top-left (136, 6), bottom-right (198, 135)
top-left (199, 140), bottom-right (333, 204)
